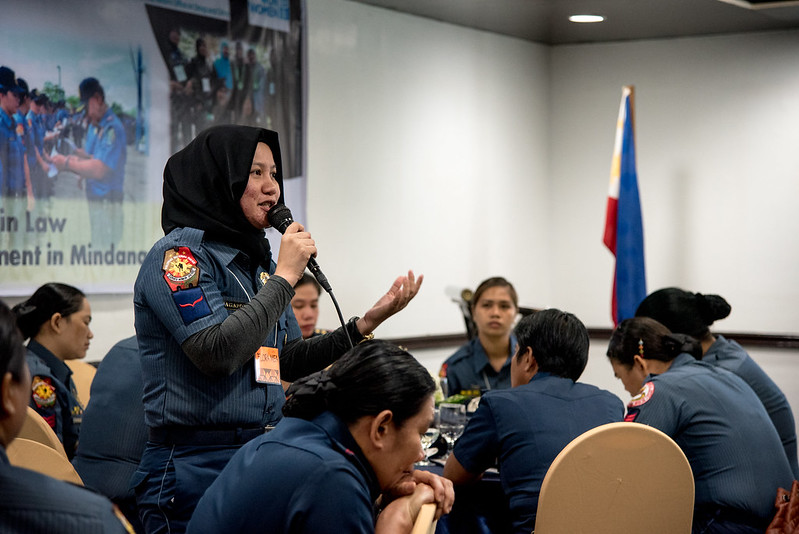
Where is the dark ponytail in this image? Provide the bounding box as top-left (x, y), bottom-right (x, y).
top-left (283, 340), bottom-right (435, 427)
top-left (11, 283), bottom-right (86, 340)
top-left (635, 287), bottom-right (731, 339)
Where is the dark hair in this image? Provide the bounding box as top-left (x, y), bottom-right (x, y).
top-left (514, 308), bottom-right (589, 381)
top-left (607, 317), bottom-right (703, 367)
top-left (283, 340), bottom-right (435, 427)
top-left (635, 287), bottom-right (731, 339)
top-left (0, 300), bottom-right (27, 394)
top-left (471, 277), bottom-right (518, 311)
top-left (195, 38), bottom-right (206, 55)
top-left (295, 272), bottom-right (321, 296)
top-left (11, 283), bottom-right (86, 340)
top-left (78, 77), bottom-right (104, 103)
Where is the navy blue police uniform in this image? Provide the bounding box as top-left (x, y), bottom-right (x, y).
top-left (452, 372), bottom-right (624, 533)
top-left (133, 125), bottom-right (368, 534)
top-left (186, 411), bottom-right (381, 533)
top-left (0, 447), bottom-right (130, 533)
top-left (25, 339), bottom-right (83, 460)
top-left (625, 353), bottom-right (794, 533)
top-left (133, 227), bottom-right (363, 534)
top-left (704, 334), bottom-right (799, 478)
top-left (440, 335), bottom-right (517, 396)
top-left (73, 335), bottom-right (147, 533)
top-left (0, 106), bottom-right (25, 198)
top-left (132, 228), bottom-right (298, 534)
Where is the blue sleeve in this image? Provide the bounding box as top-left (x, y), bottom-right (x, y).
top-left (90, 122), bottom-right (125, 172)
top-left (137, 241), bottom-right (230, 345)
top-left (452, 397), bottom-right (500, 474)
top-left (286, 465), bottom-right (375, 533)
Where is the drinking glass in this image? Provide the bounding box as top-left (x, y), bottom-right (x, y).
top-left (417, 408), bottom-right (440, 466)
top-left (438, 403), bottom-right (466, 460)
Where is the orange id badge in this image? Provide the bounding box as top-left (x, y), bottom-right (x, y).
top-left (254, 347), bottom-right (281, 385)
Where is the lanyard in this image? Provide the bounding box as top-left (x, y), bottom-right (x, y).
top-left (227, 266), bottom-right (278, 346)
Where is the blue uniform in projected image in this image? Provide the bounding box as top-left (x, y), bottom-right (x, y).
top-left (625, 353), bottom-right (794, 529)
top-left (84, 107), bottom-right (126, 247)
top-left (187, 412), bottom-right (381, 534)
top-left (441, 335), bottom-right (517, 395)
top-left (24, 108), bottom-right (48, 200)
top-left (453, 372), bottom-right (624, 533)
top-left (0, 107), bottom-right (25, 198)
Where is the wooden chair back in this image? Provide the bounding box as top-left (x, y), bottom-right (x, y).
top-left (7, 437), bottom-right (83, 485)
top-left (534, 422), bottom-right (694, 534)
top-left (411, 503), bottom-right (438, 534)
top-left (65, 358), bottom-right (97, 407)
top-left (19, 406), bottom-right (68, 458)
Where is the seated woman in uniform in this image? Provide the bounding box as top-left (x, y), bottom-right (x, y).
top-left (291, 272), bottom-right (327, 339)
top-left (439, 277), bottom-right (519, 396)
top-left (12, 283), bottom-right (93, 459)
top-left (607, 317), bottom-right (793, 534)
top-left (187, 340), bottom-right (454, 534)
top-left (636, 287), bottom-right (799, 477)
top-left (0, 300), bottom-right (129, 532)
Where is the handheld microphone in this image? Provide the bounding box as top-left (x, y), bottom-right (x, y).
top-left (267, 204), bottom-right (332, 293)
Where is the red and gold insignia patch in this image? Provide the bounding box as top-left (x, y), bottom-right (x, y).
top-left (162, 247), bottom-right (200, 291)
top-left (15, 123), bottom-right (24, 137)
top-left (439, 363), bottom-right (448, 378)
top-left (628, 382), bottom-right (655, 408)
top-left (31, 376), bottom-right (56, 408)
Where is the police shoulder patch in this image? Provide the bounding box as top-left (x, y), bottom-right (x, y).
top-left (162, 246), bottom-right (200, 291)
top-left (628, 381), bottom-right (655, 408)
top-left (31, 376), bottom-right (56, 408)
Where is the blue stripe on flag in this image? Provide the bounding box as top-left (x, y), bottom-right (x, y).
top-left (614, 95), bottom-right (646, 323)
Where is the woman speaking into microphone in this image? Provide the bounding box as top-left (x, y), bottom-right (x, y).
top-left (132, 125), bottom-right (424, 534)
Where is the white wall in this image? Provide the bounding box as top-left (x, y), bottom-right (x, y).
top-left (305, 0), bottom-right (552, 339)
top-left (549, 31), bottom-right (799, 332)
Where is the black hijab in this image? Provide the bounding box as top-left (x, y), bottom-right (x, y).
top-left (162, 125), bottom-right (285, 269)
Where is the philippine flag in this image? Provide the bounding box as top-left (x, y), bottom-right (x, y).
top-left (603, 86), bottom-right (646, 326)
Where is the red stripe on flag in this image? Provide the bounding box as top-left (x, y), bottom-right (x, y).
top-left (603, 196), bottom-right (618, 253)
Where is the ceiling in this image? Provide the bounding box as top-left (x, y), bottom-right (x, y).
top-left (345, 0), bottom-right (799, 45)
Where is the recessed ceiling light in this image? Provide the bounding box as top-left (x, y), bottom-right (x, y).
top-left (569, 14), bottom-right (605, 23)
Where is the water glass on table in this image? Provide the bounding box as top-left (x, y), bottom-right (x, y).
top-left (439, 402), bottom-right (466, 460)
top-left (417, 408), bottom-right (440, 466)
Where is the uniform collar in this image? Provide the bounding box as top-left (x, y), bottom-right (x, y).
top-left (669, 353), bottom-right (697, 368)
top-left (98, 107), bottom-right (114, 126)
top-left (469, 333), bottom-right (517, 375)
top-left (26, 339), bottom-right (72, 385)
top-left (202, 233), bottom-right (269, 274)
top-left (646, 352), bottom-right (695, 381)
top-left (313, 411), bottom-right (382, 502)
top-left (529, 371), bottom-right (555, 382)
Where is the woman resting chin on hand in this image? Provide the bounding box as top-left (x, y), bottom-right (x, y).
top-left (187, 340), bottom-right (454, 534)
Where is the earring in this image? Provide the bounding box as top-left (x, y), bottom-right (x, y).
top-left (638, 339), bottom-right (645, 359)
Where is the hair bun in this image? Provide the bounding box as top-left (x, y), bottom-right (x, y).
top-left (663, 333), bottom-right (702, 360)
top-left (697, 293), bottom-right (731, 323)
